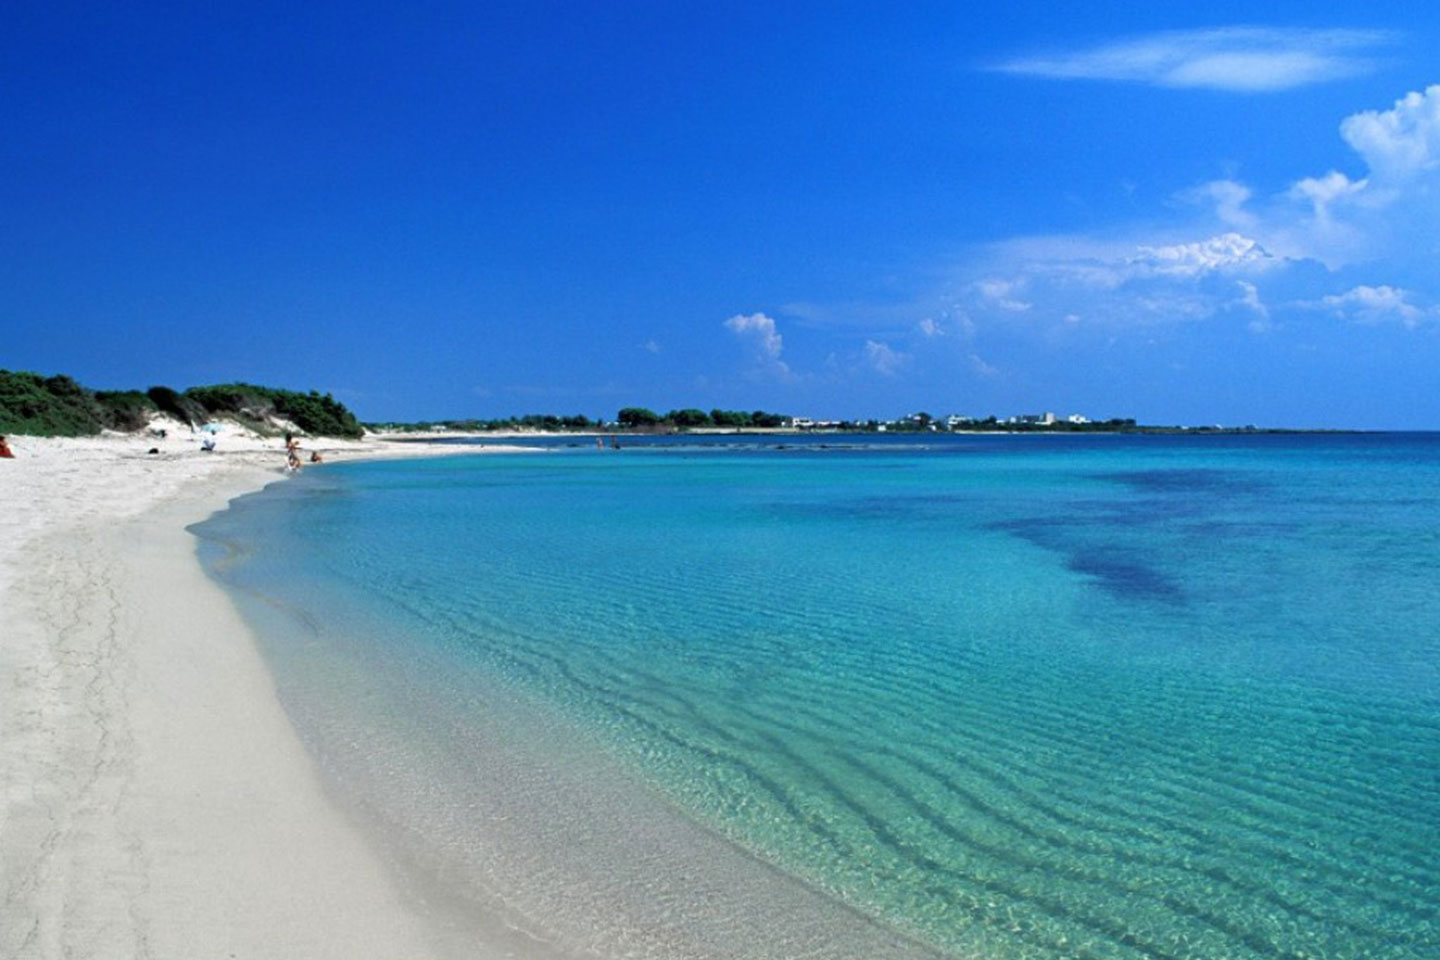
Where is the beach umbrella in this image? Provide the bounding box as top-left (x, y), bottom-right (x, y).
top-left (201, 422), bottom-right (222, 433)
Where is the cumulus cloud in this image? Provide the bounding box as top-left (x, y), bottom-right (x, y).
top-left (1340, 86), bottom-right (1440, 183)
top-left (1265, 84), bottom-right (1440, 267)
top-left (725, 312), bottom-right (783, 356)
top-left (863, 340), bottom-right (907, 376)
top-left (1131, 232), bottom-right (1275, 277)
top-left (1316, 285), bottom-right (1427, 327)
top-left (996, 27), bottom-right (1394, 92)
top-left (799, 79), bottom-right (1440, 369)
top-left (951, 82), bottom-right (1440, 335)
top-left (724, 312), bottom-right (792, 378)
top-left (954, 230), bottom-right (1288, 334)
top-left (1288, 170), bottom-right (1368, 222)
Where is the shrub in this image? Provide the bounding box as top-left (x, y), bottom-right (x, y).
top-left (184, 383), bottom-right (364, 438)
top-left (94, 390), bottom-right (157, 431)
top-left (146, 385), bottom-right (207, 425)
top-left (0, 371), bottom-right (367, 438)
top-left (0, 370), bottom-right (105, 436)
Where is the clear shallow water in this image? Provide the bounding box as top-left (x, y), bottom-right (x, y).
top-left (195, 434), bottom-right (1440, 959)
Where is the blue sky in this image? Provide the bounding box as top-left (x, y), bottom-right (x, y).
top-left (5, 2), bottom-right (1440, 427)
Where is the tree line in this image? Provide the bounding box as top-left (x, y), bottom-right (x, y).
top-left (617, 407), bottom-right (789, 429)
top-left (0, 370), bottom-right (364, 438)
top-left (367, 408), bottom-right (794, 433)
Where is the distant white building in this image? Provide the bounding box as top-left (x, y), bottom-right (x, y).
top-left (791, 417), bottom-right (843, 431)
top-left (1067, 413), bottom-right (1089, 424)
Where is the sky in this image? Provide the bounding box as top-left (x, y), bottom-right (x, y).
top-left (5, 2), bottom-right (1440, 428)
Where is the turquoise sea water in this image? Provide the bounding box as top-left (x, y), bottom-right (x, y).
top-left (195, 434), bottom-right (1440, 959)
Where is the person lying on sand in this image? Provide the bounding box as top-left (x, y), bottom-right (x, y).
top-left (309, 450), bottom-right (324, 463)
top-left (0, 435), bottom-right (13, 458)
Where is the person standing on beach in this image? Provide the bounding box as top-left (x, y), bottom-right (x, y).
top-left (0, 435), bottom-right (13, 458)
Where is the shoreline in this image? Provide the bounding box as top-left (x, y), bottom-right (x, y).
top-left (1, 429), bottom-right (945, 960)
top-left (0, 433), bottom-right (530, 959)
top-left (193, 457), bottom-right (947, 960)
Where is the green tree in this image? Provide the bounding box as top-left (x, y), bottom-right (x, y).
top-left (667, 408), bottom-right (712, 428)
top-left (710, 409), bottom-right (751, 427)
top-left (751, 410), bottom-right (788, 428)
top-left (617, 407), bottom-right (661, 428)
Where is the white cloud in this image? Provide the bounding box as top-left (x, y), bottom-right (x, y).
top-left (996, 27), bottom-right (1394, 92)
top-left (813, 81), bottom-right (1440, 353)
top-left (724, 312), bottom-right (792, 378)
top-left (725, 312), bottom-right (783, 357)
top-left (1317, 285), bottom-right (1427, 327)
top-left (1340, 86), bottom-right (1440, 183)
top-left (1234, 280), bottom-right (1272, 333)
top-left (1187, 179), bottom-right (1257, 229)
top-left (1288, 170), bottom-right (1368, 222)
top-left (863, 340), bottom-right (907, 376)
top-left (642, 339), bottom-right (662, 354)
top-left (968, 353), bottom-right (999, 377)
top-left (1263, 84), bottom-right (1440, 267)
top-left (1236, 280), bottom-right (1267, 314)
top-left (976, 278), bottom-right (1032, 312)
top-left (1131, 233), bottom-right (1275, 277)
top-left (953, 230), bottom-right (1284, 331)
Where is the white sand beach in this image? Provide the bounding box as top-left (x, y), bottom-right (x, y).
top-left (0, 428), bottom-right (524, 960)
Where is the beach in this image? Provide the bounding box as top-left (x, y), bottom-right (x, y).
top-left (0, 430), bottom-right (521, 960)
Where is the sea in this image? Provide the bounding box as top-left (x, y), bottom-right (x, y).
top-left (192, 433), bottom-right (1440, 960)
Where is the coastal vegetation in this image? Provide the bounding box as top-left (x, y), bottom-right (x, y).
top-left (183, 383), bottom-right (363, 438)
top-left (365, 407), bottom-right (794, 434)
top-left (368, 413), bottom-right (602, 433)
top-left (617, 408), bottom-right (791, 429)
top-left (0, 370), bottom-right (364, 438)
